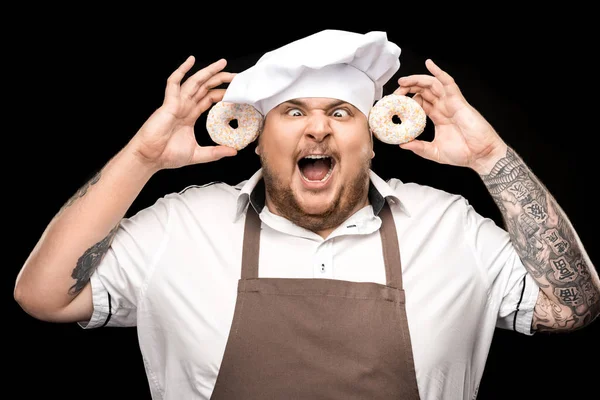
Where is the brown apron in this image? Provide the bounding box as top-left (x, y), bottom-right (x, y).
top-left (210, 201), bottom-right (420, 399)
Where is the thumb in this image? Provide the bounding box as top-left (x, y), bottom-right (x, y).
top-left (399, 140), bottom-right (438, 162)
top-left (191, 145), bottom-right (238, 164)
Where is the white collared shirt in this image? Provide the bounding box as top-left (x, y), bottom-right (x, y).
top-left (82, 169), bottom-right (538, 400)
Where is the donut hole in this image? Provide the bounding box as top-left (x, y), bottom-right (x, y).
top-left (392, 115), bottom-right (402, 124)
top-left (228, 119), bottom-right (239, 129)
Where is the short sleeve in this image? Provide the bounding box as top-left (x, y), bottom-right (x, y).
top-left (79, 195), bottom-right (172, 329)
top-left (464, 201), bottom-right (540, 336)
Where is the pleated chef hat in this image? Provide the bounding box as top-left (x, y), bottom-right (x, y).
top-left (222, 29), bottom-right (402, 117)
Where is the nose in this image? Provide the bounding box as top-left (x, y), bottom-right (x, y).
top-left (304, 113), bottom-right (331, 142)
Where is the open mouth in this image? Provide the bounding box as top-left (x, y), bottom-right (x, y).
top-left (298, 155), bottom-right (335, 182)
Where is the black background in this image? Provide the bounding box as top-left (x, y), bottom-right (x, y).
top-left (7, 8), bottom-right (599, 400)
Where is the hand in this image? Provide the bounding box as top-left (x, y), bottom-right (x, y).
top-left (130, 56), bottom-right (238, 171)
top-left (394, 59), bottom-right (507, 174)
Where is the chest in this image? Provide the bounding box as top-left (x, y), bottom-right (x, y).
top-left (147, 225), bottom-right (484, 336)
top-left (137, 224), bottom-right (490, 399)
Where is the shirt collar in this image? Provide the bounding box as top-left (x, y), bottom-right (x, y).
top-left (234, 168), bottom-right (410, 221)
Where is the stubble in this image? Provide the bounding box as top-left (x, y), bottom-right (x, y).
top-left (260, 154), bottom-right (371, 233)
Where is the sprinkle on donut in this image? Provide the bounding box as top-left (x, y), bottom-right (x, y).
top-left (206, 102), bottom-right (263, 150)
top-left (368, 94), bottom-right (427, 145)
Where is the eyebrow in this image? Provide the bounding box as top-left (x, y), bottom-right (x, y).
top-left (283, 99), bottom-right (349, 110)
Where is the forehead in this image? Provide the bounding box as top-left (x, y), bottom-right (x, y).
top-left (277, 98), bottom-right (356, 110)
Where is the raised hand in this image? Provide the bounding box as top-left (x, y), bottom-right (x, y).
top-left (130, 56), bottom-right (238, 171)
top-left (394, 59), bottom-right (507, 174)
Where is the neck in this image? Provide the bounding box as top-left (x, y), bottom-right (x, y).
top-left (315, 197), bottom-right (370, 239)
top-left (264, 194), bottom-right (370, 240)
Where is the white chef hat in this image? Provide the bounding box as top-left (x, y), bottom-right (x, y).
top-left (222, 29), bottom-right (401, 117)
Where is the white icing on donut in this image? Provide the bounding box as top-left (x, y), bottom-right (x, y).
top-left (368, 94), bottom-right (426, 145)
top-left (206, 101), bottom-right (263, 150)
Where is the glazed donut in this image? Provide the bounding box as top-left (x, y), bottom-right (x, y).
top-left (206, 101), bottom-right (263, 150)
top-left (368, 94), bottom-right (427, 145)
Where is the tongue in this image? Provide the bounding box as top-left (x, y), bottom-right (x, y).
top-left (302, 159), bottom-right (330, 181)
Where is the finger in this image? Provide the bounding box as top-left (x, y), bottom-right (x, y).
top-left (410, 93), bottom-right (434, 113)
top-left (415, 95), bottom-right (435, 116)
top-left (191, 144), bottom-right (237, 164)
top-left (180, 59), bottom-right (228, 99)
top-left (165, 55), bottom-right (196, 97)
top-left (393, 86), bottom-right (411, 96)
top-left (394, 85), bottom-right (439, 105)
top-left (189, 88), bottom-right (228, 120)
top-left (398, 139), bottom-right (439, 163)
top-left (192, 71), bottom-right (236, 102)
top-left (397, 75), bottom-right (445, 99)
top-left (389, 91), bottom-right (435, 115)
top-left (425, 59), bottom-right (456, 88)
top-left (397, 74), bottom-right (433, 86)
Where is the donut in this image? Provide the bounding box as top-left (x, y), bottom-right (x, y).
top-left (206, 101), bottom-right (263, 150)
top-left (368, 94), bottom-right (427, 145)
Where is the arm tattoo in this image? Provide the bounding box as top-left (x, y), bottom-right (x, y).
top-left (58, 171), bottom-right (102, 214)
top-left (481, 148), bottom-right (599, 332)
top-left (68, 225), bottom-right (119, 296)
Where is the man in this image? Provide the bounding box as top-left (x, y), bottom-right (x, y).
top-left (14, 29), bottom-right (599, 399)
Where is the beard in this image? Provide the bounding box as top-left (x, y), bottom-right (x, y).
top-left (260, 153), bottom-right (371, 233)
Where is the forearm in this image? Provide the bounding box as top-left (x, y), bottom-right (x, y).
top-left (479, 147), bottom-right (600, 331)
top-left (14, 142), bottom-right (158, 319)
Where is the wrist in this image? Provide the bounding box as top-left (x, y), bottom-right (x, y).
top-left (472, 142), bottom-right (509, 176)
top-left (122, 138), bottom-right (165, 175)
top-left (119, 141), bottom-right (163, 179)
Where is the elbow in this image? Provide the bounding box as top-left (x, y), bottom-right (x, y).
top-left (567, 296), bottom-right (600, 331)
top-left (585, 297), bottom-right (600, 328)
top-left (14, 281), bottom-right (52, 321)
top-left (14, 256), bottom-right (56, 321)
top-left (581, 273), bottom-right (600, 329)
top-left (14, 290), bottom-right (41, 320)
top-left (14, 274), bottom-right (94, 324)
top-left (14, 277), bottom-right (67, 322)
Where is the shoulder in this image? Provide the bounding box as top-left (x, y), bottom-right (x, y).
top-left (166, 181), bottom-right (241, 208)
top-left (176, 181), bottom-right (241, 200)
top-left (386, 178), bottom-right (470, 217)
top-left (144, 181), bottom-right (243, 223)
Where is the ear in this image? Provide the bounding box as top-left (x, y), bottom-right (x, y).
top-left (255, 138), bottom-right (262, 155)
top-left (255, 124), bottom-right (265, 155)
top-left (369, 130), bottom-right (375, 159)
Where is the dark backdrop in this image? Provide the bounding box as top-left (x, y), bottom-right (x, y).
top-left (7, 9), bottom-right (598, 400)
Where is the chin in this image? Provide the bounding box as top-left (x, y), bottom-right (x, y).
top-left (292, 186), bottom-right (338, 216)
top-left (297, 199), bottom-right (335, 216)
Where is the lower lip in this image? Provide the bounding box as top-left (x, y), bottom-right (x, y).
top-left (297, 164), bottom-right (335, 190)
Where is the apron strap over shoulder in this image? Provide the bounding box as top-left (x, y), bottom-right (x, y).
top-left (241, 205), bottom-right (261, 279)
top-left (379, 200), bottom-right (403, 290)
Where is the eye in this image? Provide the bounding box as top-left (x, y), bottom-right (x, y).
top-left (287, 108), bottom-right (303, 117)
top-left (332, 108), bottom-right (349, 118)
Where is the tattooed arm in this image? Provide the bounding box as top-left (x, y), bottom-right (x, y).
top-left (480, 147), bottom-right (600, 332)
top-left (14, 149), bottom-right (157, 322)
top-left (14, 57), bottom-right (236, 323)
top-left (395, 59), bottom-right (599, 332)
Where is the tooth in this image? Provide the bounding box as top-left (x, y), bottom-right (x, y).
top-left (320, 168), bottom-right (332, 182)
